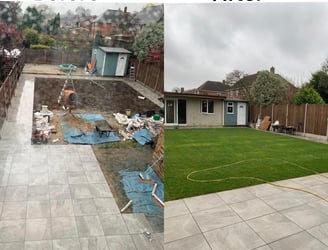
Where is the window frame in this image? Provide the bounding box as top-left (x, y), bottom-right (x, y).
top-left (201, 99), bottom-right (214, 114)
top-left (227, 102), bottom-right (234, 114)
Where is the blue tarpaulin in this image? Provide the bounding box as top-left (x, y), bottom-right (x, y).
top-left (132, 128), bottom-right (152, 145)
top-left (60, 113), bottom-right (120, 144)
top-left (119, 166), bottom-right (164, 232)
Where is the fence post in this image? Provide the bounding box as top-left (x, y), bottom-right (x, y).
top-left (303, 103), bottom-right (308, 137)
top-left (286, 104), bottom-right (289, 127)
top-left (271, 104), bottom-right (274, 122)
top-left (326, 117), bottom-right (328, 142)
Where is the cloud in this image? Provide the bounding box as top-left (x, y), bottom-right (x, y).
top-left (165, 3), bottom-right (328, 90)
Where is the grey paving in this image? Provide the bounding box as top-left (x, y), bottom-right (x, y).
top-left (0, 74), bottom-right (163, 249)
top-left (165, 174), bottom-right (328, 249)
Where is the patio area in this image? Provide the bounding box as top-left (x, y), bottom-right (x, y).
top-left (165, 174), bottom-right (328, 249)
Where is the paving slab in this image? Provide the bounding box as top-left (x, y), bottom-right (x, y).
top-left (165, 173), bottom-right (328, 249)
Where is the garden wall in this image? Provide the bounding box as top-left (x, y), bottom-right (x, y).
top-left (250, 104), bottom-right (328, 136)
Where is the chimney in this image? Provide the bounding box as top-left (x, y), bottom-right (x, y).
top-left (270, 66), bottom-right (275, 74)
top-left (181, 87), bottom-right (184, 93)
top-left (222, 80), bottom-right (226, 85)
top-left (124, 6), bottom-right (127, 13)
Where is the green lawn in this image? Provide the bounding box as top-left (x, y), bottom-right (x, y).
top-left (165, 128), bottom-right (328, 201)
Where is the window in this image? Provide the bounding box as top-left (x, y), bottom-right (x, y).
top-left (201, 100), bottom-right (214, 114)
top-left (227, 102), bottom-right (234, 114)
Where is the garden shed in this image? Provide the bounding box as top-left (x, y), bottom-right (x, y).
top-left (92, 46), bottom-right (131, 77)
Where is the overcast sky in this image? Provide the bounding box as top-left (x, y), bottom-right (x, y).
top-left (164, 3), bottom-right (328, 91)
top-left (20, 2), bottom-right (145, 15)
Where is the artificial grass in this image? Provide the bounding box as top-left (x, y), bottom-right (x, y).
top-left (165, 128), bottom-right (328, 201)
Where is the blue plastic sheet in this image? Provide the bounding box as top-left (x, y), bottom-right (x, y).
top-left (60, 113), bottom-right (120, 144)
top-left (119, 166), bottom-right (164, 232)
top-left (132, 128), bottom-right (152, 145)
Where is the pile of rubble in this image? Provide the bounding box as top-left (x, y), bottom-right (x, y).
top-left (31, 105), bottom-right (56, 144)
top-left (114, 112), bottom-right (164, 144)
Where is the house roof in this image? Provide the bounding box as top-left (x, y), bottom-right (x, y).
top-left (233, 71), bottom-right (298, 90)
top-left (233, 74), bottom-right (258, 89)
top-left (93, 9), bottom-right (134, 24)
top-left (133, 4), bottom-right (164, 25)
top-left (197, 81), bottom-right (230, 92)
top-left (164, 91), bottom-right (226, 100)
top-left (231, 69), bottom-right (299, 103)
top-left (99, 47), bottom-right (131, 54)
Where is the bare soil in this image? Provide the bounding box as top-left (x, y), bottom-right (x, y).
top-left (33, 76), bottom-right (162, 231)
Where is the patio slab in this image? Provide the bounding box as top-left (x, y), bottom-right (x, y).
top-left (165, 174), bottom-right (328, 249)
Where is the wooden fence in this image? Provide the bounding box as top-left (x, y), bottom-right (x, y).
top-left (152, 126), bottom-right (164, 181)
top-left (250, 104), bottom-right (328, 136)
top-left (24, 48), bottom-right (92, 67)
top-left (0, 50), bottom-right (25, 132)
top-left (130, 57), bottom-right (164, 93)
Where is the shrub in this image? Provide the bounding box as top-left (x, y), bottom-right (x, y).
top-left (30, 44), bottom-right (50, 49)
top-left (23, 28), bottom-right (39, 45)
top-left (293, 87), bottom-right (325, 104)
top-left (39, 34), bottom-right (56, 47)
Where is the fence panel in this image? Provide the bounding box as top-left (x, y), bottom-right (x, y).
top-left (25, 48), bottom-right (91, 67)
top-left (288, 104), bottom-right (305, 132)
top-left (250, 103), bottom-right (328, 136)
top-left (306, 104), bottom-right (328, 136)
top-left (0, 50), bottom-right (25, 133)
top-left (131, 57), bottom-right (164, 93)
top-left (272, 105), bottom-right (286, 124)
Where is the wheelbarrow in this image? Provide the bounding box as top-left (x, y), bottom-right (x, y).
top-left (95, 120), bottom-right (114, 137)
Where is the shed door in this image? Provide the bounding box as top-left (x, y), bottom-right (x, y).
top-left (237, 102), bottom-right (246, 125)
top-left (115, 54), bottom-right (128, 76)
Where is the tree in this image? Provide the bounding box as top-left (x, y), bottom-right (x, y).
top-left (132, 22), bottom-right (164, 60)
top-left (47, 13), bottom-right (60, 35)
top-left (0, 1), bottom-right (21, 24)
top-left (21, 6), bottom-right (46, 33)
top-left (321, 57), bottom-right (328, 73)
top-left (251, 70), bottom-right (288, 105)
top-left (75, 6), bottom-right (91, 18)
top-left (93, 31), bottom-right (105, 47)
top-left (293, 87), bottom-right (324, 104)
top-left (225, 70), bottom-right (247, 86)
top-left (309, 71), bottom-right (328, 103)
top-left (0, 22), bottom-right (23, 48)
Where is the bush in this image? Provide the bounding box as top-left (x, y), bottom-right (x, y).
top-left (30, 44), bottom-right (50, 49)
top-left (293, 87), bottom-right (325, 104)
top-left (23, 28), bottom-right (39, 45)
top-left (39, 34), bottom-right (56, 47)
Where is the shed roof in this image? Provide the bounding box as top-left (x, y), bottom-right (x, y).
top-left (99, 47), bottom-right (131, 54)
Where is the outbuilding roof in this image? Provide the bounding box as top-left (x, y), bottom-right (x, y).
top-left (99, 47), bottom-right (132, 54)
